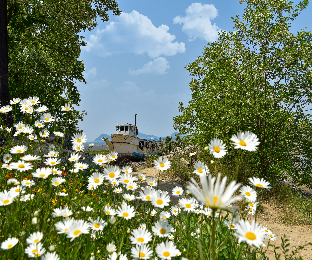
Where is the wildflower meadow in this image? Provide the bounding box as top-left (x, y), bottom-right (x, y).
top-left (0, 96), bottom-right (311, 259)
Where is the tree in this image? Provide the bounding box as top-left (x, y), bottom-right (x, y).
top-left (173, 0), bottom-right (312, 189)
top-left (0, 0), bottom-right (16, 144)
top-left (5, 0), bottom-right (121, 142)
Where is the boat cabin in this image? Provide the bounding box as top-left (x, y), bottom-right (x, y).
top-left (116, 123), bottom-right (138, 137)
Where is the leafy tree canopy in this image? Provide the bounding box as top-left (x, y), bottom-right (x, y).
top-left (7, 0), bottom-right (121, 142)
top-left (173, 0), bottom-right (312, 188)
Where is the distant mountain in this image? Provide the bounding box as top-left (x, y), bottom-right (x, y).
top-left (94, 134), bottom-right (111, 142)
top-left (93, 132), bottom-right (189, 142)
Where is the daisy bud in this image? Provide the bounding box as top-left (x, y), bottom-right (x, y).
top-left (90, 257), bottom-right (95, 260)
top-left (91, 252), bottom-right (94, 256)
top-left (34, 210), bottom-right (40, 216)
top-left (49, 245), bottom-right (55, 252)
top-left (204, 146), bottom-right (208, 151)
top-left (127, 228), bottom-right (131, 233)
top-left (109, 216), bottom-right (116, 225)
top-left (32, 217), bottom-right (38, 224)
top-left (211, 160), bottom-right (214, 164)
top-left (20, 231), bottom-right (26, 236)
top-left (196, 228), bottom-right (201, 234)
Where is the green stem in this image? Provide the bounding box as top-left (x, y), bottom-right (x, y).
top-left (211, 209), bottom-right (217, 260)
top-left (233, 149), bottom-right (242, 182)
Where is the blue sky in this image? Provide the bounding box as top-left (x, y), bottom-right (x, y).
top-left (68, 0), bottom-right (312, 142)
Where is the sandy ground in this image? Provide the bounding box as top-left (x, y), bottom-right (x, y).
top-left (126, 166), bottom-right (312, 260)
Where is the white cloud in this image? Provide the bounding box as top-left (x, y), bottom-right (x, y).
top-left (128, 57), bottom-right (170, 76)
top-left (173, 3), bottom-right (222, 42)
top-left (82, 10), bottom-right (185, 58)
top-left (83, 67), bottom-right (97, 80)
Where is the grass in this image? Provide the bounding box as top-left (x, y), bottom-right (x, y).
top-left (1, 97), bottom-right (312, 259)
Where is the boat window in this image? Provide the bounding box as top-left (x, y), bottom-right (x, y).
top-left (125, 126), bottom-right (128, 132)
top-left (130, 126), bottom-right (133, 131)
top-left (120, 126), bottom-right (124, 131)
top-left (116, 126), bottom-right (119, 131)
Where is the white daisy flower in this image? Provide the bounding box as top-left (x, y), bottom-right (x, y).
top-left (152, 219), bottom-right (173, 238)
top-left (65, 219), bottom-right (90, 242)
top-left (55, 218), bottom-right (73, 234)
top-left (104, 165), bottom-right (121, 181)
top-left (230, 131), bottom-right (260, 152)
top-left (234, 219), bottom-right (265, 248)
top-left (129, 227), bottom-right (153, 245)
top-left (208, 138), bottom-right (228, 158)
top-left (186, 172), bottom-right (243, 210)
top-left (1, 237), bottom-right (19, 250)
top-left (154, 156), bottom-right (171, 171)
top-left (71, 132), bottom-right (87, 145)
top-left (81, 206), bottom-right (93, 212)
top-left (104, 205), bottom-right (116, 216)
top-left (116, 204), bottom-right (136, 220)
top-left (24, 242), bottom-right (46, 258)
top-left (131, 243), bottom-right (153, 259)
top-left (88, 172), bottom-right (105, 186)
top-left (150, 190), bottom-right (171, 209)
top-left (240, 185), bottom-right (257, 202)
top-left (32, 167), bottom-right (53, 179)
top-left (9, 145), bottom-right (27, 154)
top-left (155, 240), bottom-right (181, 259)
top-left (193, 160), bottom-right (209, 176)
top-left (26, 231), bottom-right (43, 244)
top-left (10, 160), bottom-right (33, 172)
top-left (121, 165), bottom-right (133, 174)
top-left (248, 177), bottom-right (271, 189)
top-left (107, 151), bottom-right (118, 161)
top-left (92, 154), bottom-right (108, 165)
top-left (41, 252), bottom-right (60, 260)
top-left (178, 197), bottom-right (199, 213)
top-left (171, 206), bottom-right (181, 216)
top-left (0, 190), bottom-right (17, 206)
top-left (172, 186), bottom-right (184, 196)
top-left (89, 217), bottom-right (107, 232)
top-left (106, 242), bottom-right (117, 253)
top-left (51, 177), bottom-right (66, 186)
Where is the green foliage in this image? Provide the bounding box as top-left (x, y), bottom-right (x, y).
top-left (7, 0), bottom-right (121, 140)
top-left (145, 153), bottom-right (159, 168)
top-left (173, 0), bottom-right (312, 189)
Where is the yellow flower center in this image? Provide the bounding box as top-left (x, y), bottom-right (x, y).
top-left (139, 252), bottom-right (146, 257)
top-left (55, 182), bottom-right (59, 185)
top-left (245, 192), bottom-right (251, 196)
top-left (214, 147), bottom-right (220, 153)
top-left (33, 239), bottom-right (39, 243)
top-left (8, 244), bottom-right (12, 248)
top-left (245, 232), bottom-right (256, 240)
top-left (156, 199), bottom-right (163, 205)
top-left (45, 118), bottom-right (49, 121)
top-left (249, 203), bottom-right (254, 207)
top-left (98, 159), bottom-right (103, 163)
top-left (94, 178), bottom-right (100, 183)
top-left (256, 183), bottom-right (263, 187)
top-left (160, 163), bottom-right (165, 167)
top-left (39, 174), bottom-right (45, 178)
top-left (149, 182), bottom-right (154, 186)
top-left (129, 186), bottom-right (133, 189)
top-left (26, 182), bottom-right (31, 185)
top-left (74, 230), bottom-right (81, 236)
top-left (109, 173), bottom-right (115, 178)
top-left (106, 211), bottom-right (110, 214)
top-left (94, 223), bottom-right (100, 228)
top-left (17, 150), bottom-right (22, 153)
top-left (229, 225), bottom-right (235, 229)
top-left (137, 237), bottom-right (144, 243)
top-left (32, 249), bottom-right (37, 253)
top-left (186, 203), bottom-right (191, 208)
top-left (124, 180), bottom-right (129, 183)
top-left (176, 191), bottom-right (180, 194)
top-left (51, 162), bottom-right (55, 165)
top-left (239, 140), bottom-right (246, 146)
top-left (112, 156), bottom-right (115, 159)
top-left (125, 170), bottom-right (128, 173)
top-left (123, 212), bottom-right (129, 217)
top-left (66, 108), bottom-right (69, 110)
top-left (163, 252), bottom-right (170, 257)
top-left (77, 139), bottom-right (82, 143)
top-left (198, 168), bottom-right (203, 173)
top-left (160, 229), bottom-right (166, 234)
top-left (15, 189), bottom-right (20, 192)
top-left (18, 164), bottom-right (25, 168)
top-left (146, 196), bottom-right (151, 200)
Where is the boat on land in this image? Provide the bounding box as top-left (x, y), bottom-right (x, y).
top-left (101, 114), bottom-right (161, 162)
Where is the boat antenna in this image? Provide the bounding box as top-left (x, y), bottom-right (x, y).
top-left (135, 114), bottom-right (137, 126)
